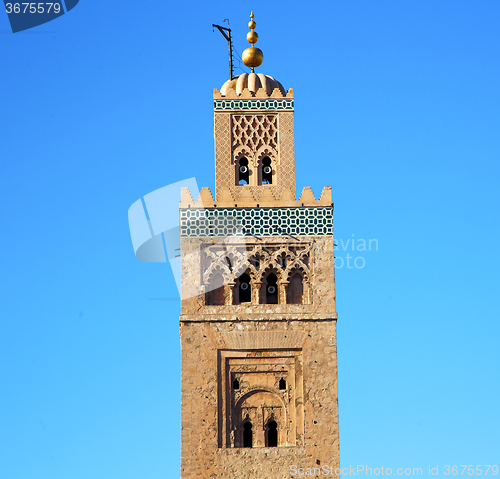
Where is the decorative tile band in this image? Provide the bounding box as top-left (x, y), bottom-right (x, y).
top-left (180, 207), bottom-right (333, 238)
top-left (214, 99), bottom-right (294, 112)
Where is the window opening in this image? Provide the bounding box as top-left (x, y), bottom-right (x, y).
top-left (286, 272), bottom-right (304, 304)
top-left (233, 378), bottom-right (240, 390)
top-left (238, 273), bottom-right (251, 303)
top-left (279, 378), bottom-right (286, 390)
top-left (267, 420), bottom-right (278, 447)
top-left (265, 273), bottom-right (278, 304)
top-left (261, 157), bottom-right (272, 185)
top-left (238, 158), bottom-right (249, 185)
top-left (206, 273), bottom-right (225, 305)
top-left (243, 421), bottom-right (253, 447)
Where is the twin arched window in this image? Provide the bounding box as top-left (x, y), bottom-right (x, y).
top-left (236, 156), bottom-right (273, 186)
top-left (242, 420), bottom-right (278, 448)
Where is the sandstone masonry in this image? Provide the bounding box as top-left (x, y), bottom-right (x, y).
top-left (179, 70), bottom-right (339, 479)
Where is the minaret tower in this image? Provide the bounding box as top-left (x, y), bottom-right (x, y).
top-left (179, 14), bottom-right (339, 478)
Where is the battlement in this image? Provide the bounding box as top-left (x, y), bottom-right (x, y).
top-left (214, 87), bottom-right (294, 100)
top-left (179, 185), bottom-right (332, 208)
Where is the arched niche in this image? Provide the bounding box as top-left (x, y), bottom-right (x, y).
top-left (260, 271), bottom-right (279, 304)
top-left (286, 270), bottom-right (304, 304)
top-left (234, 389), bottom-right (285, 448)
top-left (237, 157), bottom-right (250, 185)
top-left (205, 272), bottom-right (225, 305)
top-left (233, 271), bottom-right (251, 304)
top-left (259, 156), bottom-right (273, 185)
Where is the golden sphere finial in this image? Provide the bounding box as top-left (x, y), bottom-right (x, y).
top-left (242, 12), bottom-right (263, 71)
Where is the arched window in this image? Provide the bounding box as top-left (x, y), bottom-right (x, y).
top-left (237, 272), bottom-right (251, 304)
top-left (233, 378), bottom-right (240, 390)
top-left (243, 421), bottom-right (253, 447)
top-left (286, 272), bottom-right (303, 304)
top-left (264, 273), bottom-right (278, 304)
top-left (266, 420), bottom-right (278, 447)
top-left (279, 378), bottom-right (286, 390)
top-left (260, 157), bottom-right (272, 185)
top-left (206, 273), bottom-right (225, 305)
top-left (237, 157), bottom-right (249, 185)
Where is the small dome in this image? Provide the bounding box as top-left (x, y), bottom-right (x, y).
top-left (220, 73), bottom-right (286, 97)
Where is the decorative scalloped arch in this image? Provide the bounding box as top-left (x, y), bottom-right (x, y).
top-left (255, 146), bottom-right (278, 167)
top-left (233, 147), bottom-right (253, 164)
top-left (257, 265), bottom-right (284, 284)
top-left (203, 263), bottom-right (231, 285)
top-left (284, 264), bottom-right (309, 283)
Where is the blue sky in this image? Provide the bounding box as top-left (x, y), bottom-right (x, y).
top-left (1, 1), bottom-right (499, 478)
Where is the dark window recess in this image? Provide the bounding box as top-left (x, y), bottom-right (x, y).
top-left (233, 378), bottom-right (240, 390)
top-left (279, 378), bottom-right (286, 390)
top-left (261, 157), bottom-right (272, 184)
top-left (206, 273), bottom-right (225, 305)
top-left (266, 273), bottom-right (278, 304)
top-left (238, 158), bottom-right (249, 185)
top-left (286, 272), bottom-right (303, 304)
top-left (239, 273), bottom-right (251, 303)
top-left (267, 420), bottom-right (278, 447)
top-left (243, 421), bottom-right (253, 447)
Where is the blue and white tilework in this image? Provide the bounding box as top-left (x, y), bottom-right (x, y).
top-left (180, 207), bottom-right (333, 238)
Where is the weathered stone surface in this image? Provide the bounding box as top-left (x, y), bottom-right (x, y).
top-left (180, 320), bottom-right (339, 478)
top-left (178, 72), bottom-right (339, 479)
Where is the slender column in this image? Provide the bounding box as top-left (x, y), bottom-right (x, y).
top-left (279, 281), bottom-right (289, 304)
top-left (225, 282), bottom-right (236, 305)
top-left (303, 281), bottom-right (310, 305)
top-left (251, 281), bottom-right (262, 304)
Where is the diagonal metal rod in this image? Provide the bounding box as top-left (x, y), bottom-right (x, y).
top-left (213, 23), bottom-right (234, 80)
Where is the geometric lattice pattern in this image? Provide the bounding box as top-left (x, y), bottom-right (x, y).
top-left (180, 207), bottom-right (333, 237)
top-left (276, 111), bottom-right (296, 196)
top-left (232, 115), bottom-right (278, 154)
top-left (214, 99), bottom-right (294, 111)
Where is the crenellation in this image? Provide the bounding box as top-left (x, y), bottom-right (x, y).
top-left (217, 187), bottom-right (235, 207)
top-left (180, 186), bottom-right (194, 204)
top-left (299, 186), bottom-right (317, 203)
top-left (319, 186), bottom-right (333, 204)
top-left (179, 186), bottom-right (332, 208)
top-left (197, 187), bottom-right (215, 206)
top-left (254, 87), bottom-right (269, 98)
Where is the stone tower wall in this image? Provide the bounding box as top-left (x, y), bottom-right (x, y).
top-left (180, 318), bottom-right (339, 479)
top-left (213, 88), bottom-right (296, 201)
top-left (179, 85), bottom-right (339, 479)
